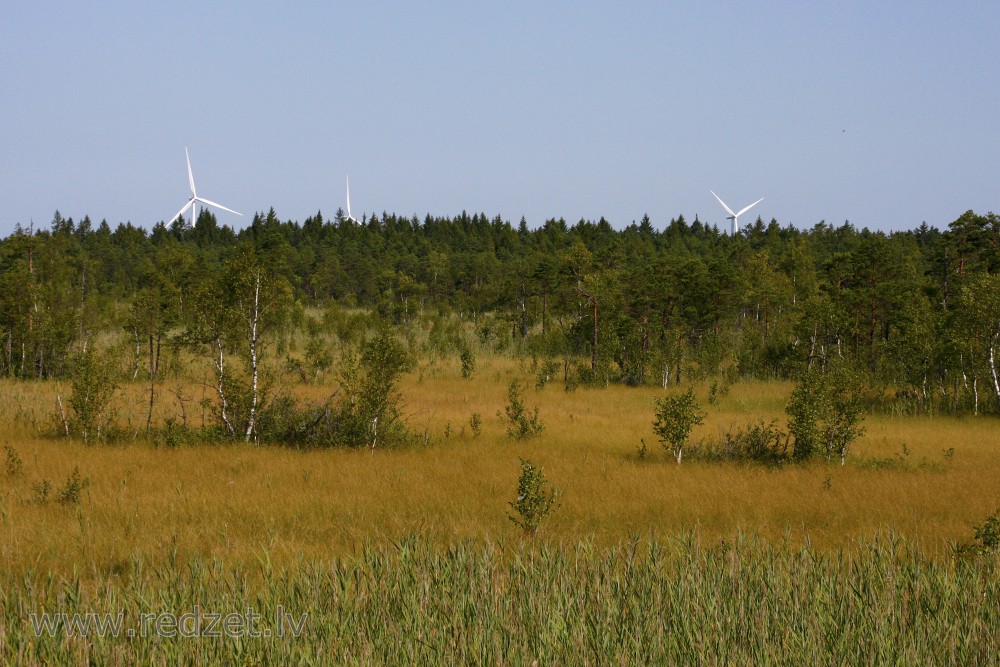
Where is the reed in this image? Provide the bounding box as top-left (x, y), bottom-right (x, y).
top-left (0, 534), bottom-right (995, 664)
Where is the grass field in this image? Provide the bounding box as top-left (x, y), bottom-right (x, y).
top-left (0, 355), bottom-right (998, 662)
top-left (0, 355), bottom-right (997, 573)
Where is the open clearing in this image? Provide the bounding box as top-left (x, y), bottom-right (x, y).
top-left (2, 357), bottom-right (997, 577)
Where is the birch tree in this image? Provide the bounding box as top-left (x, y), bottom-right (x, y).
top-left (221, 243), bottom-right (292, 441)
top-left (957, 273), bottom-right (1000, 412)
top-left (185, 243), bottom-right (291, 440)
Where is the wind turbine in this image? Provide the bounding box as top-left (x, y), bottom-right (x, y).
top-left (710, 191), bottom-right (764, 235)
top-left (166, 148), bottom-right (243, 226)
top-left (342, 174), bottom-right (359, 223)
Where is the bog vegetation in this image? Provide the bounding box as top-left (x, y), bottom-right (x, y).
top-left (1, 208), bottom-right (999, 661)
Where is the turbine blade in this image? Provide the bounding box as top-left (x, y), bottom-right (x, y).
top-left (710, 191), bottom-right (736, 217)
top-left (195, 196), bottom-right (243, 217)
top-left (185, 147), bottom-right (196, 196)
top-left (346, 174), bottom-right (352, 218)
top-left (167, 199), bottom-right (194, 225)
top-left (735, 197), bottom-right (765, 218)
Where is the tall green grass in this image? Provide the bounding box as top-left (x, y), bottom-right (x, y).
top-left (1, 533), bottom-right (995, 665)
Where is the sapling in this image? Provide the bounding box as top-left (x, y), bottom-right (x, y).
top-left (502, 380), bottom-right (543, 440)
top-left (508, 458), bottom-right (559, 537)
top-left (653, 388), bottom-right (704, 464)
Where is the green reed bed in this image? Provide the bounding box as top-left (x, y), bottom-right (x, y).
top-left (1, 533), bottom-right (996, 665)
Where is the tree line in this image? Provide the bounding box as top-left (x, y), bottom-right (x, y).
top-left (2, 206), bottom-right (1000, 421)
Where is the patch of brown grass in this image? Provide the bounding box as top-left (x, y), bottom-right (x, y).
top-left (0, 360), bottom-right (997, 577)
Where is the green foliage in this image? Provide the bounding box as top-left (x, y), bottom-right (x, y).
top-left (534, 359), bottom-right (560, 391)
top-left (706, 380), bottom-right (730, 406)
top-left (956, 508), bottom-right (1000, 558)
top-left (459, 347), bottom-right (476, 380)
top-left (695, 419), bottom-right (790, 465)
top-left (637, 438), bottom-right (648, 460)
top-left (301, 332), bottom-right (334, 383)
top-left (653, 388), bottom-right (704, 463)
top-left (67, 347), bottom-right (119, 443)
top-left (4, 446), bottom-right (22, 476)
top-left (786, 365), bottom-right (866, 463)
top-left (57, 466), bottom-right (89, 505)
top-left (2, 207), bottom-right (1000, 422)
top-left (154, 417), bottom-right (194, 448)
top-left (332, 330), bottom-right (415, 448)
top-left (507, 458), bottom-right (559, 537)
top-left (31, 479), bottom-right (51, 505)
top-left (469, 412), bottom-right (482, 438)
top-left (502, 380), bottom-right (543, 440)
top-left (973, 509), bottom-right (1000, 553)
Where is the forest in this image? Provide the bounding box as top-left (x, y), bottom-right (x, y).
top-left (2, 207), bottom-right (1000, 432)
top-left (2, 208), bottom-right (999, 663)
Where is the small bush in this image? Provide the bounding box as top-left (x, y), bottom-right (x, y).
top-left (331, 331), bottom-right (415, 448)
top-left (535, 360), bottom-right (561, 391)
top-left (695, 419), bottom-right (790, 465)
top-left (57, 466), bottom-right (89, 505)
top-left (973, 509), bottom-right (1000, 553)
top-left (786, 365), bottom-right (866, 464)
top-left (5, 446), bottom-right (22, 477)
top-left (469, 412), bottom-right (482, 438)
top-left (155, 418), bottom-right (193, 448)
top-left (653, 388), bottom-right (704, 464)
top-left (507, 458), bottom-right (559, 537)
top-left (303, 334), bottom-right (334, 383)
top-left (32, 479), bottom-right (52, 505)
top-left (460, 348), bottom-right (476, 380)
top-left (501, 381), bottom-right (543, 440)
top-left (956, 508), bottom-right (1000, 558)
top-left (68, 347), bottom-right (120, 443)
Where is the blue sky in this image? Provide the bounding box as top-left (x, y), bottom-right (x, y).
top-left (2, 1), bottom-right (998, 236)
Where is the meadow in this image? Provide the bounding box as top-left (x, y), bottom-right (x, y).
top-left (0, 355), bottom-right (998, 663)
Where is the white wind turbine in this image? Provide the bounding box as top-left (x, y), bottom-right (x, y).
top-left (710, 191), bottom-right (764, 235)
top-left (342, 174), bottom-right (359, 223)
top-left (166, 148), bottom-right (243, 226)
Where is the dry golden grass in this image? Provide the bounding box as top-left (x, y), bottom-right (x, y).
top-left (0, 356), bottom-right (998, 577)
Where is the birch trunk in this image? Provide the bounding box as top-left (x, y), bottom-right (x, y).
top-left (215, 335), bottom-right (233, 436)
top-left (990, 332), bottom-right (1000, 412)
top-left (244, 272), bottom-right (261, 442)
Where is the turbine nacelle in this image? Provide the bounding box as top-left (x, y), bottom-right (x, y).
top-left (710, 191), bottom-right (764, 235)
top-left (166, 148), bottom-right (243, 226)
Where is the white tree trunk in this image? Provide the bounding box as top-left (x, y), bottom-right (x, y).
top-left (216, 335), bottom-right (233, 436)
top-left (973, 375), bottom-right (979, 416)
top-left (990, 332), bottom-right (1000, 412)
top-left (244, 272), bottom-right (261, 442)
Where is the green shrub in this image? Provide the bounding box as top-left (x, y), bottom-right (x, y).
top-left (786, 365), bottom-right (866, 464)
top-left (4, 446), bottom-right (22, 477)
top-left (333, 331), bottom-right (415, 448)
top-left (31, 479), bottom-right (51, 505)
top-left (535, 359), bottom-right (560, 390)
top-left (653, 388), bottom-right (704, 464)
top-left (460, 348), bottom-right (476, 380)
top-left (57, 466), bottom-right (89, 505)
top-left (68, 347), bottom-right (120, 443)
top-left (696, 419), bottom-right (790, 465)
top-left (507, 458), bottom-right (559, 537)
top-left (502, 381), bottom-right (543, 440)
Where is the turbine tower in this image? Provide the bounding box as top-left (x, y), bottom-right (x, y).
top-left (166, 148), bottom-right (243, 226)
top-left (710, 191), bottom-right (764, 235)
top-left (343, 174), bottom-right (359, 223)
